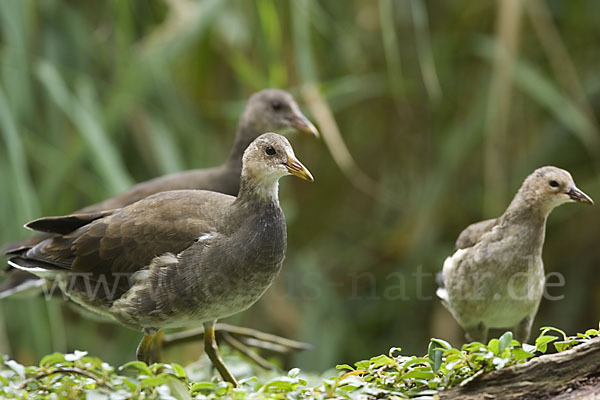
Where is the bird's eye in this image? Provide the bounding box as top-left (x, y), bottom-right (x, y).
top-left (549, 180), bottom-right (559, 188)
top-left (271, 100), bottom-right (282, 111)
top-left (265, 146), bottom-right (277, 156)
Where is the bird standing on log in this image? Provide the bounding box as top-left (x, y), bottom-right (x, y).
top-left (437, 166), bottom-right (593, 343)
top-left (7, 133), bottom-right (313, 386)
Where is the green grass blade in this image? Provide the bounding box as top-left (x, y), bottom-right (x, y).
top-left (379, 0), bottom-right (404, 99)
top-left (0, 87), bottom-right (39, 223)
top-left (409, 0), bottom-right (442, 102)
top-left (292, 0), bottom-right (317, 83)
top-left (257, 0), bottom-right (286, 87)
top-left (144, 115), bottom-right (184, 175)
top-left (35, 61), bottom-right (133, 194)
top-left (476, 37), bottom-right (600, 154)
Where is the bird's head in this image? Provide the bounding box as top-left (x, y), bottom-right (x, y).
top-left (241, 89), bottom-right (319, 138)
top-left (242, 133), bottom-right (314, 191)
top-left (521, 166), bottom-right (593, 212)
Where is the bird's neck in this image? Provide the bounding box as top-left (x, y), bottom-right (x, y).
top-left (505, 189), bottom-right (555, 221)
top-left (501, 197), bottom-right (548, 255)
top-left (225, 121), bottom-right (259, 170)
top-left (235, 174), bottom-right (281, 208)
top-left (231, 176), bottom-right (287, 266)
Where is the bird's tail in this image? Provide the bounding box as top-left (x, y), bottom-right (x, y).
top-left (0, 270), bottom-right (46, 300)
top-left (435, 270), bottom-right (449, 303)
top-left (435, 271), bottom-right (444, 288)
top-left (2, 234), bottom-right (51, 255)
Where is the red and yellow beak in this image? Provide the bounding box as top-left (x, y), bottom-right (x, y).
top-left (285, 154), bottom-right (314, 182)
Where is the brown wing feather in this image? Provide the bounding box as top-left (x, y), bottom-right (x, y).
top-left (26, 211), bottom-right (114, 235)
top-left (23, 190), bottom-right (233, 279)
top-left (454, 218), bottom-right (498, 250)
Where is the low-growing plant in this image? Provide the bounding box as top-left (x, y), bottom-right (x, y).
top-left (0, 324), bottom-right (597, 399)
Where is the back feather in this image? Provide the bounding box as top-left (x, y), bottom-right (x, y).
top-left (26, 211), bottom-right (114, 235)
top-left (454, 218), bottom-right (498, 250)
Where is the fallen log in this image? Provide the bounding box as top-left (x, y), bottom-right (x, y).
top-left (439, 336), bottom-right (600, 399)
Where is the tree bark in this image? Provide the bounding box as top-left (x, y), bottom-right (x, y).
top-left (439, 336), bottom-right (600, 399)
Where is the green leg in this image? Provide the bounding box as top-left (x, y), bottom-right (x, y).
top-left (514, 316), bottom-right (534, 343)
top-left (150, 330), bottom-right (164, 363)
top-left (136, 330), bottom-right (156, 364)
top-left (465, 322), bottom-right (488, 343)
top-left (203, 321), bottom-right (238, 387)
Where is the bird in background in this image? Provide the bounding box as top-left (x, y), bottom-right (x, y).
top-left (437, 166), bottom-right (593, 343)
top-left (7, 133), bottom-right (313, 386)
top-left (1, 88), bottom-right (318, 297)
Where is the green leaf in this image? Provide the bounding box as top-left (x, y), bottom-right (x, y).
top-left (336, 364), bottom-right (355, 371)
top-left (429, 338), bottom-right (451, 350)
top-left (140, 372), bottom-right (171, 387)
top-left (40, 352), bottom-right (66, 367)
top-left (427, 342), bottom-right (443, 373)
top-left (539, 326), bottom-right (568, 341)
top-left (535, 335), bottom-right (557, 353)
top-left (119, 361), bottom-right (152, 376)
top-left (399, 368), bottom-right (435, 381)
top-left (553, 339), bottom-right (580, 352)
top-left (584, 329), bottom-right (599, 338)
top-left (511, 348), bottom-right (535, 361)
top-left (462, 342), bottom-right (486, 352)
top-left (498, 332), bottom-right (513, 354)
top-left (121, 377), bottom-right (138, 390)
top-left (288, 367), bottom-right (301, 378)
top-left (214, 381), bottom-right (232, 396)
top-left (166, 376), bottom-right (191, 400)
top-left (402, 357), bottom-right (432, 369)
top-left (487, 339), bottom-right (499, 355)
top-left (370, 354), bottom-right (396, 368)
top-left (190, 382), bottom-right (217, 393)
top-left (170, 363), bottom-right (187, 379)
top-left (338, 384), bottom-right (361, 392)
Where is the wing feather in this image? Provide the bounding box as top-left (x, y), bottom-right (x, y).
top-left (15, 190), bottom-right (233, 282)
top-left (454, 218), bottom-right (498, 250)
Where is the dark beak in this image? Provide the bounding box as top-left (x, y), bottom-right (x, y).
top-left (285, 153), bottom-right (314, 182)
top-left (568, 186), bottom-right (594, 205)
top-left (290, 105), bottom-right (319, 138)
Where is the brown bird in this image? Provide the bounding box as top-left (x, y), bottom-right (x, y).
top-left (1, 89), bottom-right (318, 296)
top-left (437, 166), bottom-right (593, 343)
top-left (8, 133), bottom-right (313, 386)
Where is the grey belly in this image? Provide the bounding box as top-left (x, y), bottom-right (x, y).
top-left (109, 264), bottom-right (282, 331)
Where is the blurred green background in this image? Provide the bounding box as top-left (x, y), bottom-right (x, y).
top-left (0, 0), bottom-right (599, 373)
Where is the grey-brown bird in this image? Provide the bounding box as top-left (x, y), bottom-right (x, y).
top-left (8, 133), bottom-right (313, 386)
top-left (1, 89), bottom-right (317, 296)
top-left (437, 166), bottom-right (593, 343)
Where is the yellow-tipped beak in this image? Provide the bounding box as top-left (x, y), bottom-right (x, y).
top-left (291, 108), bottom-right (319, 138)
top-left (568, 186), bottom-right (594, 205)
top-left (285, 155), bottom-right (314, 182)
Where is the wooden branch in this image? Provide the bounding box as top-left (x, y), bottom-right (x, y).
top-left (162, 323), bottom-right (312, 351)
top-left (439, 336), bottom-right (600, 399)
